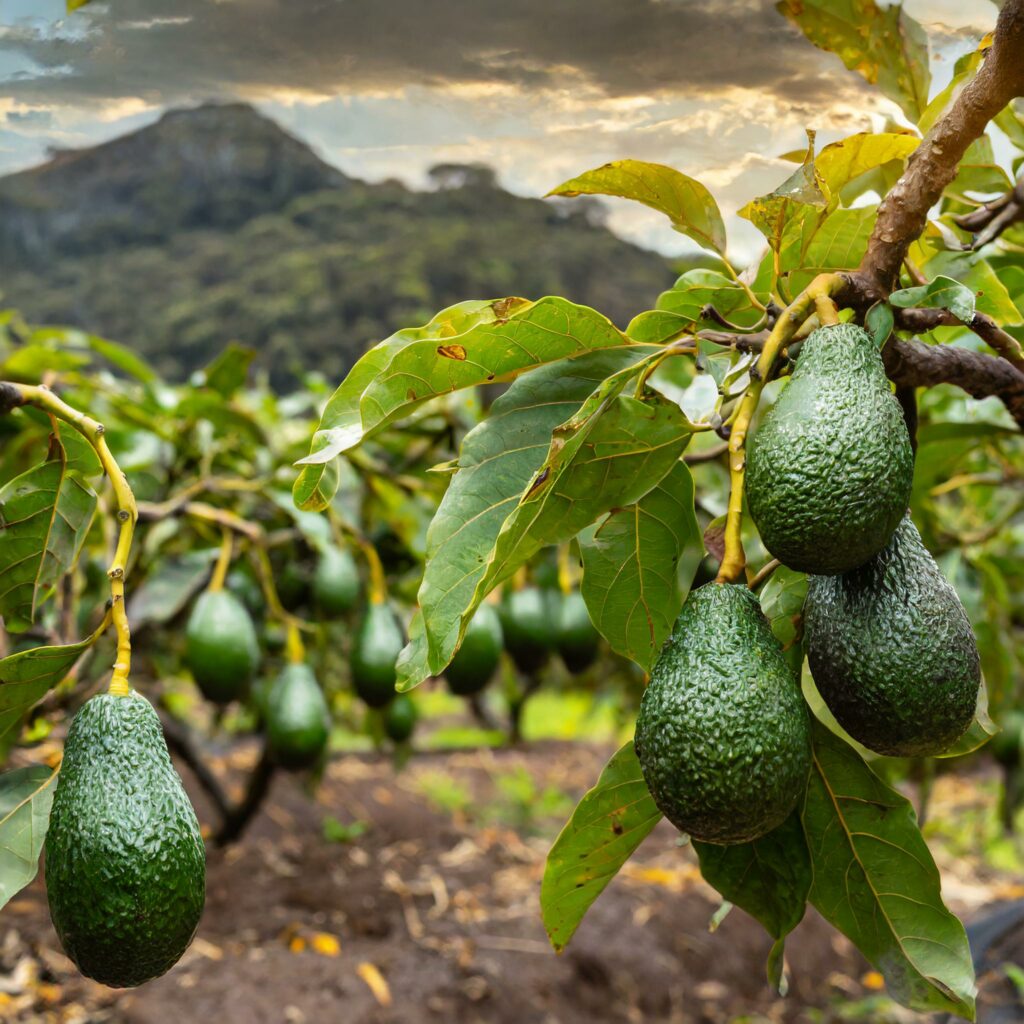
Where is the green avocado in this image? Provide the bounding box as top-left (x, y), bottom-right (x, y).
top-left (312, 545), bottom-right (360, 616)
top-left (445, 603), bottom-right (504, 696)
top-left (746, 322), bottom-right (913, 575)
top-left (499, 587), bottom-right (560, 675)
top-left (225, 564), bottom-right (265, 617)
top-left (45, 691), bottom-right (206, 988)
top-left (556, 592), bottom-right (601, 674)
top-left (991, 711), bottom-right (1024, 767)
top-left (804, 516), bottom-right (981, 758)
top-left (276, 559), bottom-right (311, 612)
top-left (265, 663), bottom-right (331, 769)
top-left (635, 583), bottom-right (811, 844)
top-left (383, 693), bottom-right (418, 743)
top-left (184, 589), bottom-right (260, 704)
top-left (351, 602), bottom-right (404, 708)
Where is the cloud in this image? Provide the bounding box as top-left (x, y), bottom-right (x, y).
top-left (0, 0), bottom-right (849, 108)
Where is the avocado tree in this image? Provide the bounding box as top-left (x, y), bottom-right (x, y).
top-left (292, 3), bottom-right (1024, 1018)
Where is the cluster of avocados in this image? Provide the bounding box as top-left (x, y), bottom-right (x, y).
top-left (636, 323), bottom-right (982, 845)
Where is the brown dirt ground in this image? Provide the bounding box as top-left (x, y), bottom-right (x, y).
top-left (2, 740), bottom-right (1023, 1024)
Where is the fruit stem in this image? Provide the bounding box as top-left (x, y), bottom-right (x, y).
top-left (252, 543), bottom-right (310, 632)
top-left (2, 383), bottom-right (138, 695)
top-left (357, 537), bottom-right (388, 605)
top-left (286, 623), bottom-right (306, 664)
top-left (557, 542), bottom-right (573, 596)
top-left (208, 529), bottom-right (233, 593)
top-left (715, 274), bottom-right (843, 584)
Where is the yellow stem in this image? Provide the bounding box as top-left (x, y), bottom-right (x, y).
top-left (7, 384), bottom-right (137, 694)
top-left (208, 529), bottom-right (233, 593)
top-left (356, 537), bottom-right (387, 605)
top-left (180, 501), bottom-right (263, 541)
top-left (285, 623), bottom-right (305, 664)
top-left (557, 543), bottom-right (573, 595)
top-left (253, 544), bottom-right (310, 632)
top-left (814, 292), bottom-right (840, 327)
top-left (715, 274), bottom-right (843, 584)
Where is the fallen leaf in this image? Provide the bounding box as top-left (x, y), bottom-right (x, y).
top-left (357, 963), bottom-right (392, 1006)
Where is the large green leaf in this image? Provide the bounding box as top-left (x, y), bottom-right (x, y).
top-left (396, 348), bottom-right (655, 690)
top-left (694, 811), bottom-right (811, 991)
top-left (580, 462), bottom-right (700, 670)
top-left (777, 0), bottom-right (931, 122)
top-left (549, 161), bottom-right (726, 254)
top-left (298, 297), bottom-right (631, 468)
top-left (655, 269), bottom-right (766, 330)
top-left (802, 722), bottom-right (976, 1019)
top-left (472, 379), bottom-right (694, 604)
top-left (890, 275), bottom-right (977, 325)
top-left (541, 741), bottom-right (662, 952)
top-left (780, 205), bottom-right (878, 294)
top-left (0, 765), bottom-right (58, 910)
top-left (0, 631), bottom-right (101, 761)
top-left (0, 441), bottom-right (98, 632)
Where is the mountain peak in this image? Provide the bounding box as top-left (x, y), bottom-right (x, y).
top-left (0, 102), bottom-right (349, 265)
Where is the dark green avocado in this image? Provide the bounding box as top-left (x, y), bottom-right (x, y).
top-left (45, 691), bottom-right (206, 988)
top-left (312, 545), bottom-right (360, 617)
top-left (265, 663), bottom-right (331, 769)
top-left (184, 589), bottom-right (260, 704)
top-left (635, 583), bottom-right (811, 844)
top-left (351, 602), bottom-right (404, 708)
top-left (383, 693), bottom-right (418, 743)
top-left (745, 322), bottom-right (913, 574)
top-left (499, 587), bottom-right (560, 675)
top-left (445, 603), bottom-right (504, 696)
top-left (804, 516), bottom-right (981, 757)
top-left (556, 592), bottom-right (601, 674)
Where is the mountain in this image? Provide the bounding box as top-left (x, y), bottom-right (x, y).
top-left (0, 103), bottom-right (676, 385)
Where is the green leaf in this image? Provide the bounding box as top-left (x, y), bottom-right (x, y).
top-left (580, 462), bottom-right (699, 670)
top-left (67, 0), bottom-right (93, 9)
top-left (919, 46), bottom-right (983, 134)
top-left (548, 160), bottom-right (727, 254)
top-left (759, 566), bottom-right (808, 648)
top-left (397, 347), bottom-right (655, 690)
top-left (802, 722), bottom-right (976, 1019)
top-left (865, 301), bottom-right (895, 348)
top-left (0, 631), bottom-right (101, 760)
top-left (126, 549), bottom-right (218, 628)
top-left (0, 765), bottom-right (57, 911)
top-left (299, 297), bottom-right (630, 465)
top-left (0, 441), bottom-right (98, 632)
top-left (777, 0), bottom-right (931, 122)
top-left (85, 335), bottom-right (159, 383)
top-left (625, 310), bottom-right (691, 345)
top-left (780, 205), bottom-right (878, 294)
top-left (890, 275), bottom-right (977, 325)
top-left (918, 252), bottom-right (1021, 324)
top-left (694, 811), bottom-right (811, 991)
top-left (471, 377), bottom-right (694, 605)
top-left (655, 269), bottom-right (766, 330)
top-left (815, 132), bottom-right (919, 199)
top-left (541, 741), bottom-right (662, 952)
top-left (199, 342), bottom-right (256, 398)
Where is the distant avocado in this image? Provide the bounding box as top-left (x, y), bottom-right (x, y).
top-left (225, 564), bottom-right (265, 617)
top-left (804, 516), bottom-right (981, 757)
top-left (45, 691), bottom-right (206, 988)
top-left (499, 587), bottom-right (560, 675)
top-left (635, 583), bottom-right (811, 844)
top-left (445, 603), bottom-right (504, 696)
top-left (991, 711), bottom-right (1024, 767)
top-left (745, 322), bottom-right (913, 574)
top-left (184, 589), bottom-right (260, 704)
top-left (265, 663), bottom-right (331, 769)
top-left (383, 693), bottom-right (418, 743)
top-left (351, 602), bottom-right (404, 708)
top-left (276, 559), bottom-right (311, 612)
top-left (556, 592), bottom-right (601, 674)
top-left (312, 545), bottom-right (360, 616)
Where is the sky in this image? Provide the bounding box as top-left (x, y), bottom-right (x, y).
top-left (0, 0), bottom-right (1004, 261)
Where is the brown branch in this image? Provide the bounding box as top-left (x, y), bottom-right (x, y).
top-left (955, 175), bottom-right (1024, 248)
top-left (846, 1), bottom-right (1024, 297)
top-left (894, 307), bottom-right (1024, 374)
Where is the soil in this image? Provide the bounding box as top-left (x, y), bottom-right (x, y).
top-left (2, 739), bottom-right (1023, 1024)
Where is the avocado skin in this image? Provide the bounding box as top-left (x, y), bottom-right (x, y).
top-left (383, 693), bottom-right (418, 743)
top-left (556, 592), bottom-right (601, 674)
top-left (805, 516), bottom-right (980, 757)
top-left (45, 691), bottom-right (206, 988)
top-left (499, 588), bottom-right (560, 675)
top-left (446, 604), bottom-right (504, 696)
top-left (635, 583), bottom-right (811, 844)
top-left (746, 323), bottom-right (913, 574)
top-left (351, 602), bottom-right (404, 708)
top-left (312, 546), bottom-right (360, 616)
top-left (266, 663), bottom-right (330, 769)
top-left (184, 590), bottom-right (260, 704)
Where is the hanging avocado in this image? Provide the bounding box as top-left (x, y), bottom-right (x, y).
top-left (184, 589), bottom-right (260, 704)
top-left (445, 603), bottom-right (504, 696)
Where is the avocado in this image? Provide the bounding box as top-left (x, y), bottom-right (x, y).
top-left (804, 516), bottom-right (981, 757)
top-left (383, 693), bottom-right (418, 743)
top-left (556, 592), bottom-right (601, 674)
top-left (498, 587), bottom-right (560, 675)
top-left (45, 691), bottom-right (206, 988)
top-left (635, 582), bottom-right (811, 844)
top-left (184, 590), bottom-right (260, 704)
top-left (265, 663), bottom-right (331, 769)
top-left (745, 322), bottom-right (913, 574)
top-left (445, 603), bottom-right (504, 696)
top-left (992, 711), bottom-right (1024, 767)
top-left (351, 602), bottom-right (404, 708)
top-left (312, 545), bottom-right (360, 616)
top-left (225, 564), bottom-right (265, 617)
top-left (276, 558), bottom-right (312, 612)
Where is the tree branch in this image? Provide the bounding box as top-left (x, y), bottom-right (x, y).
top-left (955, 175), bottom-right (1024, 248)
top-left (894, 307), bottom-right (1024, 374)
